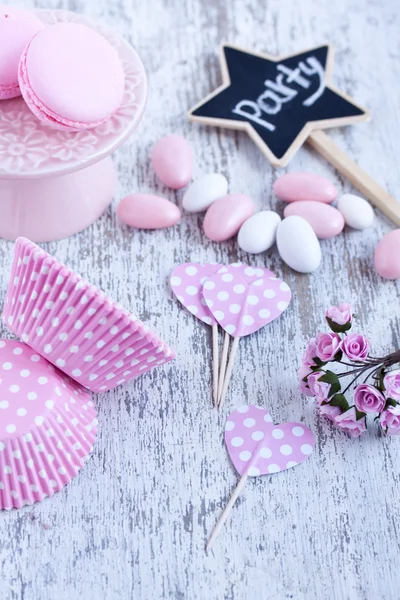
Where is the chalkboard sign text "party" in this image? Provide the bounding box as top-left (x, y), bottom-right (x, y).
top-left (233, 57), bottom-right (324, 132)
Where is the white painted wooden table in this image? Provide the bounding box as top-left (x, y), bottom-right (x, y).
top-left (1, 0), bottom-right (400, 598)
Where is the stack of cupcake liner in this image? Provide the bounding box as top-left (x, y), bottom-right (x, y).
top-left (0, 238), bottom-right (175, 509)
top-left (4, 237), bottom-right (175, 393)
top-left (0, 340), bottom-right (97, 510)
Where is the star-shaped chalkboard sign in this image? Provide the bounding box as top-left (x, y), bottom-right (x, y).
top-left (188, 44), bottom-right (369, 167)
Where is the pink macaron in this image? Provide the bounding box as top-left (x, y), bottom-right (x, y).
top-left (18, 22), bottom-right (125, 131)
top-left (0, 5), bottom-right (44, 100)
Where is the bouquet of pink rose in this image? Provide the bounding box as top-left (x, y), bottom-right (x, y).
top-left (299, 302), bottom-right (400, 437)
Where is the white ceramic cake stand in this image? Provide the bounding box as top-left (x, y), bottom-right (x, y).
top-left (0, 10), bottom-right (147, 242)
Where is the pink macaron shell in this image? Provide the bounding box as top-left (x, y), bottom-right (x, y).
top-left (18, 51), bottom-right (96, 132)
top-left (3, 238), bottom-right (175, 393)
top-left (0, 5), bottom-right (44, 99)
top-left (0, 83), bottom-right (20, 100)
top-left (19, 22), bottom-right (125, 130)
top-left (0, 339), bottom-right (97, 510)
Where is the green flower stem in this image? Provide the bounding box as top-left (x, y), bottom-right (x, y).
top-left (384, 349), bottom-right (400, 367)
top-left (338, 359), bottom-right (380, 368)
top-left (339, 363), bottom-right (382, 395)
top-left (337, 365), bottom-right (372, 379)
top-left (368, 350), bottom-right (400, 365)
top-left (363, 365), bottom-right (383, 384)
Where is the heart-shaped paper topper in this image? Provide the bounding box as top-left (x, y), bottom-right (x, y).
top-left (202, 263), bottom-right (292, 337)
top-left (170, 262), bottom-right (223, 325)
top-left (225, 405), bottom-right (315, 477)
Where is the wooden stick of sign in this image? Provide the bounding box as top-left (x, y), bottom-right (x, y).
top-left (307, 131), bottom-right (400, 226)
top-left (188, 43), bottom-right (400, 227)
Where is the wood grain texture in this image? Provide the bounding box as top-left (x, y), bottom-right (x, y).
top-left (1, 0), bottom-right (400, 599)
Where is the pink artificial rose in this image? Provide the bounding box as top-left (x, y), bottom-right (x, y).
top-left (379, 405), bottom-right (400, 436)
top-left (298, 365), bottom-right (314, 397)
top-left (302, 338), bottom-right (318, 367)
top-left (354, 384), bottom-right (385, 413)
top-left (307, 371), bottom-right (330, 405)
top-left (319, 403), bottom-right (342, 421)
top-left (315, 332), bottom-right (342, 362)
top-left (325, 302), bottom-right (353, 326)
top-left (383, 370), bottom-right (400, 401)
top-left (335, 407), bottom-right (367, 438)
top-left (342, 333), bottom-right (370, 362)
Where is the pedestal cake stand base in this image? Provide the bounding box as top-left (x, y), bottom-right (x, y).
top-left (0, 157), bottom-right (117, 242)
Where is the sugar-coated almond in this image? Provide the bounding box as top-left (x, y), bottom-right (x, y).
top-left (374, 229), bottom-right (400, 279)
top-left (274, 173), bottom-right (337, 204)
top-left (238, 211), bottom-right (281, 253)
top-left (182, 173), bottom-right (228, 213)
top-left (151, 135), bottom-right (193, 189)
top-left (283, 201), bottom-right (344, 239)
top-left (203, 194), bottom-right (255, 242)
top-left (276, 216), bottom-right (321, 273)
top-left (117, 194), bottom-right (181, 229)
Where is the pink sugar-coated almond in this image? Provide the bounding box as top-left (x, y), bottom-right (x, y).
top-left (273, 173), bottom-right (337, 204)
top-left (283, 201), bottom-right (344, 239)
top-left (374, 229), bottom-right (400, 279)
top-left (203, 194), bottom-right (255, 242)
top-left (117, 194), bottom-right (181, 229)
top-left (151, 135), bottom-right (193, 189)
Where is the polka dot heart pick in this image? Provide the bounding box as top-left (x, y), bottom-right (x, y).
top-left (170, 262), bottom-right (224, 404)
top-left (203, 264), bottom-right (292, 407)
top-left (170, 262), bottom-right (223, 325)
top-left (207, 404), bottom-right (315, 550)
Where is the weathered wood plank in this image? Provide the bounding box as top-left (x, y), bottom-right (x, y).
top-left (0, 0), bottom-right (400, 598)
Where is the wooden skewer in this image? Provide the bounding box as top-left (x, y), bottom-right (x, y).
top-left (219, 336), bottom-right (240, 409)
top-left (217, 332), bottom-right (230, 405)
top-left (308, 130), bottom-right (400, 227)
top-left (207, 473), bottom-right (249, 551)
top-left (211, 324), bottom-right (219, 406)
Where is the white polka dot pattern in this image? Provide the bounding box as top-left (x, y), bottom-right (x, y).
top-left (202, 264), bottom-right (292, 337)
top-left (169, 262), bottom-right (223, 326)
top-left (224, 405), bottom-right (315, 477)
top-left (3, 238), bottom-right (175, 393)
top-left (0, 339), bottom-right (97, 510)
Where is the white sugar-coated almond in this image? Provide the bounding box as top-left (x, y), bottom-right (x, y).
top-left (238, 210), bottom-right (281, 254)
top-left (182, 173), bottom-right (228, 213)
top-left (337, 194), bottom-right (374, 230)
top-left (276, 215), bottom-right (321, 273)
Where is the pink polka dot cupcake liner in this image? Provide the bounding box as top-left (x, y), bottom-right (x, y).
top-left (0, 339), bottom-right (97, 510)
top-left (3, 238), bottom-right (175, 393)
